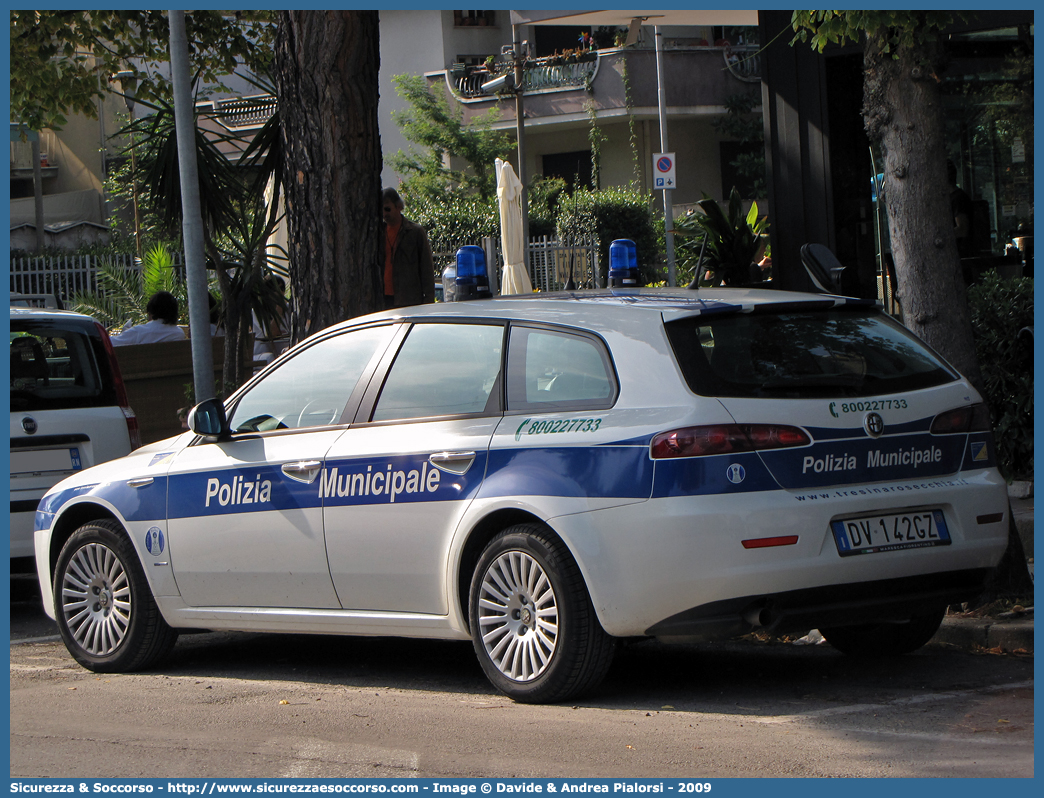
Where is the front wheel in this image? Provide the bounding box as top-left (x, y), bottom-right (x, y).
top-left (820, 608), bottom-right (946, 658)
top-left (469, 523), bottom-right (614, 703)
top-left (53, 519), bottom-right (178, 672)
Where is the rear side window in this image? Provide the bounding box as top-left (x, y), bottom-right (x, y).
top-left (664, 308), bottom-right (956, 398)
top-left (10, 319), bottom-right (117, 411)
top-left (506, 325), bottom-right (617, 411)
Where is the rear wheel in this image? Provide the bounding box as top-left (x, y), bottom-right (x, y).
top-left (53, 519), bottom-right (178, 672)
top-left (820, 608), bottom-right (946, 657)
top-left (469, 523), bottom-right (615, 703)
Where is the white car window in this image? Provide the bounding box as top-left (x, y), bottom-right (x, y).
top-left (372, 323), bottom-right (504, 421)
top-left (228, 325), bottom-right (391, 432)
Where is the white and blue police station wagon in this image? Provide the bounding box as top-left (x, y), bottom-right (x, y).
top-left (34, 288), bottom-right (1010, 703)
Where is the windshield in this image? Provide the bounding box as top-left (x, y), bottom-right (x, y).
top-left (664, 307), bottom-right (957, 398)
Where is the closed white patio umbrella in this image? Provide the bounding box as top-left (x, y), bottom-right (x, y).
top-left (496, 158), bottom-right (533, 295)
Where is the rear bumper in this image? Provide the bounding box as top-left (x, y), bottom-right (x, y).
top-left (645, 567), bottom-right (991, 638)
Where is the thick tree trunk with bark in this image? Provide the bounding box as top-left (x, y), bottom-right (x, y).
top-left (274, 11), bottom-right (383, 343)
top-left (862, 33), bottom-right (983, 392)
top-left (861, 25), bottom-right (1029, 601)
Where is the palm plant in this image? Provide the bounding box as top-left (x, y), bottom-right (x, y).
top-left (71, 243), bottom-right (187, 331)
top-left (114, 78), bottom-right (286, 389)
top-left (675, 187), bottom-right (769, 286)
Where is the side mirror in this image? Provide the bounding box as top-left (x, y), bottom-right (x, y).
top-left (187, 398), bottom-right (230, 440)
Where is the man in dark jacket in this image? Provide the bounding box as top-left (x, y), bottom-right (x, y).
top-left (379, 188), bottom-right (435, 309)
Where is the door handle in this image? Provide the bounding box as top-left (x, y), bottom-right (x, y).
top-left (428, 451), bottom-right (476, 475)
top-left (281, 460), bottom-right (322, 483)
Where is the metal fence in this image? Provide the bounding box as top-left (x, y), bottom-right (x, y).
top-left (10, 253), bottom-right (138, 302)
top-left (12, 236), bottom-right (600, 305)
top-left (527, 235), bottom-right (600, 291)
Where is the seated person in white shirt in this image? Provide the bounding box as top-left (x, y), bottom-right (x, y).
top-left (110, 291), bottom-right (187, 347)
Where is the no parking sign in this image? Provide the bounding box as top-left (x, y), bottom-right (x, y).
top-left (653, 152), bottom-right (677, 189)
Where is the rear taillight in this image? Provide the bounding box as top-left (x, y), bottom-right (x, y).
top-left (97, 323), bottom-right (142, 450)
top-left (650, 424), bottom-right (811, 459)
top-left (930, 403), bottom-right (992, 435)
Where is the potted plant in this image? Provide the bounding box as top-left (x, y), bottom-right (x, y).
top-left (675, 187), bottom-right (769, 287)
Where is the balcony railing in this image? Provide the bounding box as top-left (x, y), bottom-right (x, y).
top-left (210, 94), bottom-right (278, 131)
top-left (447, 44), bottom-right (761, 102)
top-left (449, 53), bottom-right (599, 100)
top-left (723, 44), bottom-right (761, 83)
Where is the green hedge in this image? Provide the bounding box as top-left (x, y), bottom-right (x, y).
top-left (402, 191), bottom-right (498, 257)
top-left (967, 273), bottom-right (1034, 480)
top-left (555, 187), bottom-right (661, 283)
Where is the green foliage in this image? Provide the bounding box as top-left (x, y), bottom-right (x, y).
top-left (527, 176), bottom-right (568, 239)
top-left (555, 187), bottom-right (660, 283)
top-left (674, 188), bottom-right (768, 286)
top-left (967, 274), bottom-right (1034, 480)
top-left (401, 190), bottom-right (499, 259)
top-left (389, 74), bottom-right (515, 200)
top-left (103, 154), bottom-right (174, 252)
top-left (713, 93), bottom-right (765, 200)
top-left (586, 101), bottom-right (606, 189)
top-left (70, 243), bottom-right (187, 330)
top-left (124, 100), bottom-right (242, 242)
top-left (10, 10), bottom-right (275, 132)
top-left (790, 11), bottom-right (957, 56)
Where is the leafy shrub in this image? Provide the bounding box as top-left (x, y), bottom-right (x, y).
top-left (526, 175), bottom-right (568, 239)
top-left (967, 273), bottom-right (1033, 480)
top-left (555, 186), bottom-right (661, 283)
top-left (674, 189), bottom-right (768, 287)
top-left (402, 190), bottom-right (498, 259)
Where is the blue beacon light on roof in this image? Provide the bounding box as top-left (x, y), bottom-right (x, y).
top-left (608, 239), bottom-right (638, 288)
top-left (454, 246), bottom-right (491, 300)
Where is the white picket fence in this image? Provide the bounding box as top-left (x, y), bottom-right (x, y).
top-left (9, 253), bottom-right (186, 304)
top-left (11, 237), bottom-right (600, 305)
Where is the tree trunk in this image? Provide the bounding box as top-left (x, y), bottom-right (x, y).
top-left (861, 31), bottom-right (983, 392)
top-left (862, 25), bottom-right (1029, 602)
top-left (274, 11), bottom-right (383, 344)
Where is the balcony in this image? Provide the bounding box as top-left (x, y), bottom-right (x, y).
top-left (438, 44), bottom-right (762, 126)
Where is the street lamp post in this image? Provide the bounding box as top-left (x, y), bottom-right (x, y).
top-left (116, 71), bottom-right (142, 260)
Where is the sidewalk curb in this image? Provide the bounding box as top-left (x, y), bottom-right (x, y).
top-left (932, 616), bottom-right (1034, 653)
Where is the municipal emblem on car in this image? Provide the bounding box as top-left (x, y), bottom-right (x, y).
top-left (726, 463), bottom-right (746, 484)
top-left (145, 527), bottom-right (165, 556)
top-left (863, 412), bottom-right (884, 438)
top-left (21, 416), bottom-right (37, 435)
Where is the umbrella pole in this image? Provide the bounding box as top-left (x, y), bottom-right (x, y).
top-left (512, 24), bottom-right (529, 281)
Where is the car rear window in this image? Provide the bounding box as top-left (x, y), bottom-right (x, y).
top-left (664, 307), bottom-right (957, 398)
top-left (10, 318), bottom-right (119, 412)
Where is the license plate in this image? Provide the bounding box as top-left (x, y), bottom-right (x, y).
top-left (831, 510), bottom-right (950, 557)
top-left (10, 447), bottom-right (82, 476)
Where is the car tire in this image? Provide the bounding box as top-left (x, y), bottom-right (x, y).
top-left (469, 523), bottom-right (615, 703)
top-left (819, 608), bottom-right (946, 658)
top-left (53, 519), bottom-right (178, 673)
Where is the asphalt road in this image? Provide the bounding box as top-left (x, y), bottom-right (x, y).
top-left (10, 573), bottom-right (1034, 779)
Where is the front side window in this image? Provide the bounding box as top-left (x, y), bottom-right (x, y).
top-left (228, 325), bottom-right (392, 432)
top-left (665, 308), bottom-right (957, 398)
top-left (506, 325), bottom-right (616, 411)
top-left (372, 323), bottom-right (504, 422)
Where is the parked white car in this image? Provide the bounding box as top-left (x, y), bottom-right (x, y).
top-left (34, 288), bottom-right (1009, 702)
top-left (11, 306), bottom-right (140, 562)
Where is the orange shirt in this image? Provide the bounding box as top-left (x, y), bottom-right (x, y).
top-left (384, 221), bottom-right (401, 295)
